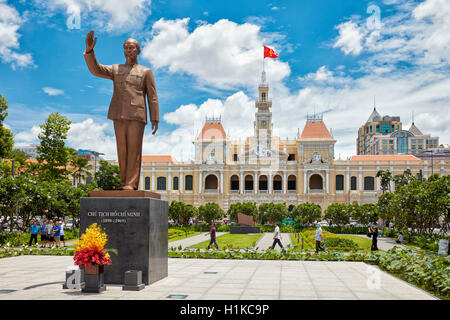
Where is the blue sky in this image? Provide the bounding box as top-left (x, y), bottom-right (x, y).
top-left (1, 0), bottom-right (449, 160)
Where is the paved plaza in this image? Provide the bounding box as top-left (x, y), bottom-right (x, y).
top-left (0, 255), bottom-right (436, 300)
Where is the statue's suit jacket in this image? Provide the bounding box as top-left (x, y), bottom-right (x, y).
top-left (84, 50), bottom-right (159, 125)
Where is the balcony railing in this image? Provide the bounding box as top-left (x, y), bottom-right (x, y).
top-left (288, 190), bottom-right (296, 193)
top-left (259, 190), bottom-right (268, 193)
top-left (204, 189), bottom-right (218, 193)
top-left (245, 190), bottom-right (253, 194)
top-left (231, 190), bottom-right (239, 194)
top-left (310, 189), bottom-right (323, 194)
top-left (273, 190), bottom-right (282, 194)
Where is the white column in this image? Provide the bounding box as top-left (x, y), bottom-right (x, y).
top-left (220, 170), bottom-right (223, 194)
top-left (346, 167), bottom-right (350, 193)
top-left (254, 171), bottom-right (257, 193)
top-left (240, 170), bottom-right (244, 194)
top-left (198, 170), bottom-right (202, 193)
top-left (168, 167), bottom-right (172, 191)
top-left (358, 166), bottom-right (362, 191)
top-left (269, 172), bottom-right (273, 194)
top-left (179, 168), bottom-right (183, 193)
top-left (326, 170), bottom-right (329, 194)
top-left (151, 166), bottom-right (155, 191)
top-left (283, 170), bottom-right (287, 194)
top-left (304, 171), bottom-right (307, 194)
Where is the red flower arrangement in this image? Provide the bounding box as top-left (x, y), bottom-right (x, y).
top-left (74, 247), bottom-right (111, 267)
top-left (73, 223), bottom-right (115, 267)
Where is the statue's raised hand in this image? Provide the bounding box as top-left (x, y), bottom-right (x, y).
top-left (86, 30), bottom-right (97, 53)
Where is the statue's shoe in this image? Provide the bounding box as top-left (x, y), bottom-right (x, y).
top-left (121, 185), bottom-right (134, 190)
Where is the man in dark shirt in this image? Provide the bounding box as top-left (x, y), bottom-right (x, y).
top-left (205, 223), bottom-right (219, 249)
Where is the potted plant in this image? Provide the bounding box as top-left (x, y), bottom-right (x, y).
top-left (73, 223), bottom-right (115, 293)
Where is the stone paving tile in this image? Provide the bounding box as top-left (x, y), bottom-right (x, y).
top-left (0, 256), bottom-right (437, 300)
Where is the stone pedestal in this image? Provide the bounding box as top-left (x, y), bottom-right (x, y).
top-left (80, 195), bottom-right (168, 285)
top-left (82, 265), bottom-right (106, 293)
top-left (123, 270), bottom-right (145, 291)
top-left (230, 226), bottom-right (261, 234)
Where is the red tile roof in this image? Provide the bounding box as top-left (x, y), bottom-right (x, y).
top-left (350, 155), bottom-right (421, 162)
top-left (300, 121), bottom-right (332, 139)
top-left (197, 123), bottom-right (226, 140)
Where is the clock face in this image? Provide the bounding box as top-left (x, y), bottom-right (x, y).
top-left (261, 121), bottom-right (267, 127)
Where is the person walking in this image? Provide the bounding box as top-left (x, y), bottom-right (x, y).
top-left (315, 224), bottom-right (325, 253)
top-left (368, 226), bottom-right (379, 251)
top-left (205, 223), bottom-right (219, 249)
top-left (46, 220), bottom-right (55, 248)
top-left (40, 220), bottom-right (47, 248)
top-left (53, 221), bottom-right (61, 248)
top-left (271, 223), bottom-right (284, 250)
top-left (60, 219), bottom-right (66, 247)
top-left (396, 232), bottom-right (404, 244)
top-left (28, 221), bottom-right (40, 247)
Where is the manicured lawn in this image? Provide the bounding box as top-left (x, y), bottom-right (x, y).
top-left (338, 234), bottom-right (372, 249)
top-left (191, 233), bottom-right (263, 249)
top-left (168, 228), bottom-right (200, 242)
top-left (289, 230), bottom-right (372, 251)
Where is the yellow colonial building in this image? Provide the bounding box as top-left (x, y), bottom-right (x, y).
top-left (138, 72), bottom-right (450, 211)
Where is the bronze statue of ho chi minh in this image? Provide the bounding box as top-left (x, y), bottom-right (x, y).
top-left (84, 30), bottom-right (159, 191)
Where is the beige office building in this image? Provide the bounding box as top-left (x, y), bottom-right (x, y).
top-left (138, 72), bottom-right (450, 211)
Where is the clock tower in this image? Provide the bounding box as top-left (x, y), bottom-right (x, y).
top-left (254, 71), bottom-right (273, 156)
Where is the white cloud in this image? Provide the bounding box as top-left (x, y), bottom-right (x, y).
top-left (15, 125), bottom-right (41, 143)
top-left (333, 0), bottom-right (450, 68)
top-left (35, 0), bottom-right (152, 33)
top-left (0, 0), bottom-right (34, 68)
top-left (42, 87), bottom-right (64, 96)
top-left (142, 18), bottom-right (290, 89)
top-left (333, 21), bottom-right (365, 55)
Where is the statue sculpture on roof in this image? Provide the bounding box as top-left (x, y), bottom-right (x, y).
top-left (83, 31), bottom-right (159, 190)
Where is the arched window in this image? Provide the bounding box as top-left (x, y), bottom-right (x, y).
top-left (185, 175), bottom-right (193, 191)
top-left (230, 175), bottom-right (239, 191)
top-left (336, 175), bottom-right (344, 191)
top-left (364, 176), bottom-right (375, 191)
top-left (288, 175), bottom-right (296, 191)
top-left (273, 175), bottom-right (282, 191)
top-left (173, 177), bottom-right (179, 190)
top-left (351, 176), bottom-right (357, 190)
top-left (259, 175), bottom-right (268, 191)
top-left (144, 177), bottom-right (150, 190)
top-left (244, 175), bottom-right (253, 191)
top-left (157, 177), bottom-right (166, 191)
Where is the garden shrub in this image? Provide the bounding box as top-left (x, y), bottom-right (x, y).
top-left (324, 237), bottom-right (358, 248)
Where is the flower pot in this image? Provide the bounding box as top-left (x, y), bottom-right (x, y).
top-left (81, 264), bottom-right (106, 293)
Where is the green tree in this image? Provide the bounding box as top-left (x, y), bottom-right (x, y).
top-left (258, 202), bottom-right (287, 224)
top-left (94, 160), bottom-right (121, 190)
top-left (324, 203), bottom-right (350, 227)
top-left (36, 112), bottom-right (72, 180)
top-left (355, 203), bottom-right (379, 226)
top-left (292, 202), bottom-right (322, 226)
top-left (227, 202), bottom-right (258, 221)
top-left (169, 201), bottom-right (198, 225)
top-left (376, 169), bottom-right (392, 194)
top-left (70, 152), bottom-right (93, 184)
top-left (198, 202), bottom-right (224, 224)
top-left (0, 94), bottom-right (14, 159)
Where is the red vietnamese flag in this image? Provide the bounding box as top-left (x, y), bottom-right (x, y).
top-left (264, 46), bottom-right (278, 59)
